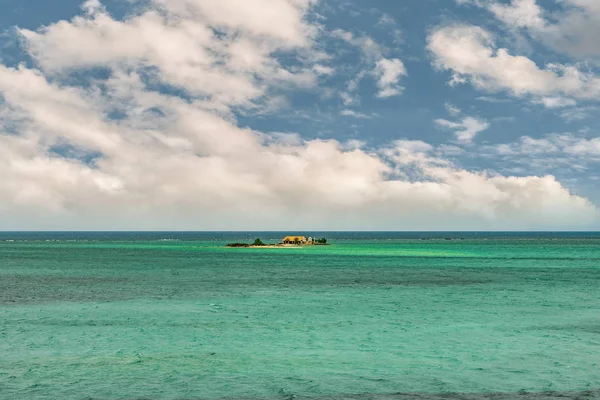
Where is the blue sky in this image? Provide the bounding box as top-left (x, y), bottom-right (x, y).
top-left (1, 0), bottom-right (599, 230)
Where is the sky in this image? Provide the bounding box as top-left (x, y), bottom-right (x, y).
top-left (1, 0), bottom-right (600, 230)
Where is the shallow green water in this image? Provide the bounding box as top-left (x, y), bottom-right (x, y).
top-left (1, 233), bottom-right (599, 399)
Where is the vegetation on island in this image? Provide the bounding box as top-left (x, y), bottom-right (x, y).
top-left (226, 238), bottom-right (267, 247)
top-left (226, 243), bottom-right (250, 248)
top-left (226, 237), bottom-right (329, 247)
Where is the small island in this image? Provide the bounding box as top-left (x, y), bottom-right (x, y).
top-left (226, 235), bottom-right (329, 248)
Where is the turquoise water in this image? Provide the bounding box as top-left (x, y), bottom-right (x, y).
top-left (1, 232), bottom-right (599, 399)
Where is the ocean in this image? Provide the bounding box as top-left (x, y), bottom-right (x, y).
top-left (1, 232), bottom-right (599, 399)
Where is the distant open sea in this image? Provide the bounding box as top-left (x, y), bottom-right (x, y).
top-left (1, 232), bottom-right (599, 399)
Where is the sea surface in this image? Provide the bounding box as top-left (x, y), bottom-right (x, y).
top-left (1, 232), bottom-right (599, 399)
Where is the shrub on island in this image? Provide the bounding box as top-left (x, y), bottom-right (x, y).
top-left (226, 239), bottom-right (267, 247)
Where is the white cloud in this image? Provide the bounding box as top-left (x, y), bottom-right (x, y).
top-left (374, 58), bottom-right (406, 98)
top-left (376, 13), bottom-right (403, 43)
top-left (445, 103), bottom-right (462, 116)
top-left (19, 0), bottom-right (320, 111)
top-left (313, 64), bottom-right (335, 76)
top-left (476, 96), bottom-right (511, 103)
top-left (82, 0), bottom-right (104, 15)
top-left (489, 0), bottom-right (546, 30)
top-left (332, 29), bottom-right (406, 99)
top-left (483, 133), bottom-right (600, 161)
top-left (377, 14), bottom-right (396, 27)
top-left (534, 97), bottom-right (577, 109)
top-left (435, 116), bottom-right (490, 143)
top-left (427, 25), bottom-right (600, 104)
top-left (340, 91), bottom-right (357, 106)
top-left (340, 109), bottom-right (374, 119)
top-left (435, 101), bottom-right (489, 143)
top-left (0, 1), bottom-right (596, 230)
top-left (331, 29), bottom-right (382, 61)
top-left (476, 0), bottom-right (600, 58)
top-left (560, 106), bottom-right (600, 122)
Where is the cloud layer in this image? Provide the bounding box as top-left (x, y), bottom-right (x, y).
top-left (0, 0), bottom-right (596, 230)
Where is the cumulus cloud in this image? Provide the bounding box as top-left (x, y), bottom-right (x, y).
top-left (534, 97), bottom-right (577, 109)
top-left (331, 29), bottom-right (382, 61)
top-left (427, 24), bottom-right (600, 104)
top-left (560, 106), bottom-right (600, 122)
top-left (332, 29), bottom-right (406, 99)
top-left (19, 0), bottom-right (321, 111)
top-left (488, 134), bottom-right (600, 158)
top-left (486, 0), bottom-right (600, 58)
top-left (435, 105), bottom-right (489, 144)
top-left (0, 0), bottom-right (596, 230)
top-left (374, 58), bottom-right (406, 98)
top-left (474, 133), bottom-right (600, 184)
top-left (445, 103), bottom-right (462, 116)
top-left (340, 109), bottom-right (374, 119)
top-left (435, 117), bottom-right (490, 143)
top-left (489, 0), bottom-right (546, 30)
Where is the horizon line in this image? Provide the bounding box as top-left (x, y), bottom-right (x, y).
top-left (2, 230), bottom-right (600, 233)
